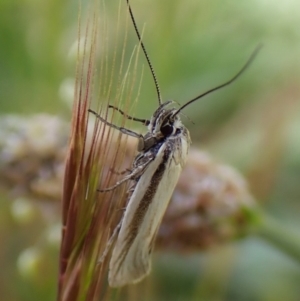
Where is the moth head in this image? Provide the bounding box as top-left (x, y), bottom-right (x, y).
top-left (138, 105), bottom-right (182, 152)
top-left (149, 102), bottom-right (182, 137)
top-left (160, 110), bottom-right (182, 137)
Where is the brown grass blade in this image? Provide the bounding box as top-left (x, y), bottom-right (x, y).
top-left (57, 1), bottom-right (144, 299)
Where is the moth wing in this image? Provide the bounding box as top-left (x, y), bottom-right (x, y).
top-left (172, 128), bottom-right (190, 167)
top-left (109, 133), bottom-right (190, 287)
top-left (108, 144), bottom-right (166, 287)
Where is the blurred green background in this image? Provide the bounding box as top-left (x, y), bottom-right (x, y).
top-left (1, 0), bottom-right (300, 300)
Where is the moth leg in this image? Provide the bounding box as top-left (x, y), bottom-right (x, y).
top-left (99, 158), bottom-right (153, 192)
top-left (109, 167), bottom-right (132, 175)
top-left (97, 221), bottom-right (122, 264)
top-left (108, 105), bottom-right (150, 125)
top-left (88, 109), bottom-right (142, 139)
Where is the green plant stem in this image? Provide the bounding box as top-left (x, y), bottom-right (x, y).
top-left (255, 208), bottom-right (300, 264)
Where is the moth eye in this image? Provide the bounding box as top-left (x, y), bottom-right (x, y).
top-left (161, 124), bottom-right (174, 136)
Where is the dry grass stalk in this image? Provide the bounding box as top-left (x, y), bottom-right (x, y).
top-left (57, 5), bottom-right (102, 300)
top-left (57, 1), bottom-right (145, 299)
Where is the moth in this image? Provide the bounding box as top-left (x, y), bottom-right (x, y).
top-left (89, 0), bottom-right (260, 288)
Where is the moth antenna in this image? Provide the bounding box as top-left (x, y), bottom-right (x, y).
top-left (126, 0), bottom-right (162, 105)
top-left (173, 44), bottom-right (262, 117)
top-left (108, 105), bottom-right (150, 125)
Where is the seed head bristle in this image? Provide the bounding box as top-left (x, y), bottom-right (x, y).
top-left (57, 0), bottom-right (148, 299)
